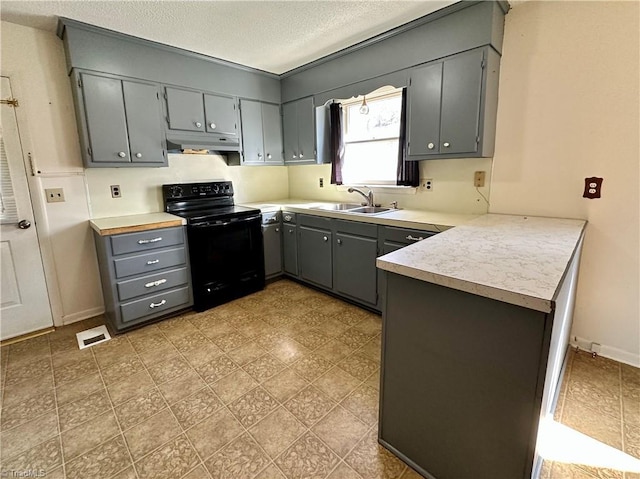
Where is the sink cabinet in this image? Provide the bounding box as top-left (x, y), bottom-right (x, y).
top-left (72, 70), bottom-right (166, 167)
top-left (298, 215), bottom-right (333, 289)
top-left (333, 220), bottom-right (378, 307)
top-left (407, 46), bottom-right (500, 159)
top-left (282, 97), bottom-right (316, 164)
top-left (240, 100), bottom-right (283, 165)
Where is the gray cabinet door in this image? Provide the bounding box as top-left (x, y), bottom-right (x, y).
top-left (262, 103), bottom-right (283, 164)
top-left (263, 223), bottom-right (282, 278)
top-left (122, 80), bottom-right (165, 164)
top-left (282, 101), bottom-right (298, 162)
top-left (299, 226), bottom-right (332, 288)
top-left (407, 62), bottom-right (442, 157)
top-left (296, 97), bottom-right (316, 161)
top-left (165, 87), bottom-right (205, 132)
top-left (283, 224), bottom-right (298, 276)
top-left (81, 73), bottom-right (130, 164)
top-left (240, 99), bottom-right (264, 163)
top-left (334, 232), bottom-right (377, 305)
top-left (440, 49), bottom-right (483, 155)
top-left (204, 94), bottom-right (238, 137)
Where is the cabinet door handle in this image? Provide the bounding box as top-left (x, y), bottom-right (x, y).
top-left (323, 236), bottom-right (328, 242)
top-left (135, 153), bottom-right (143, 158)
top-left (146, 259), bottom-right (160, 265)
top-left (275, 228), bottom-right (280, 233)
top-left (288, 229), bottom-right (294, 234)
top-left (284, 215), bottom-right (292, 222)
top-left (337, 239), bottom-right (342, 245)
top-left (427, 142), bottom-right (435, 150)
top-left (258, 153), bottom-right (263, 158)
top-left (149, 299), bottom-right (167, 309)
top-left (292, 154), bottom-right (297, 159)
top-left (209, 122), bottom-right (216, 129)
top-left (145, 278), bottom-right (167, 288)
top-left (138, 237), bottom-right (163, 245)
top-left (299, 152), bottom-right (304, 158)
top-left (267, 153), bottom-right (272, 159)
top-left (443, 142), bottom-right (450, 148)
top-left (195, 121), bottom-right (202, 128)
top-left (406, 235), bottom-right (425, 242)
top-left (117, 152), bottom-right (126, 158)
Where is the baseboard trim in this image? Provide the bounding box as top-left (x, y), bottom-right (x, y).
top-left (570, 340), bottom-right (640, 368)
top-left (0, 326), bottom-right (55, 346)
top-left (62, 306), bottom-right (105, 326)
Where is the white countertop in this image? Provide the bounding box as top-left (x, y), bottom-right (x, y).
top-left (90, 212), bottom-right (186, 236)
top-left (241, 199), bottom-right (477, 231)
top-left (376, 214), bottom-right (586, 312)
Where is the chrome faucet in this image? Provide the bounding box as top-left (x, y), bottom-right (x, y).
top-left (347, 186), bottom-right (374, 206)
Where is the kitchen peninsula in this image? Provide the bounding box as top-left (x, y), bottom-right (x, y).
top-left (376, 214), bottom-right (586, 479)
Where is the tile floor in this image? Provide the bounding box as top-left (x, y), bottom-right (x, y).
top-left (0, 279), bottom-right (638, 479)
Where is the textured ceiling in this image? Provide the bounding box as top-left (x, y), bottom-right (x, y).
top-left (0, 1), bottom-right (458, 74)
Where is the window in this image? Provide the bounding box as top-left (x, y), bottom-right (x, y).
top-left (341, 87), bottom-right (402, 185)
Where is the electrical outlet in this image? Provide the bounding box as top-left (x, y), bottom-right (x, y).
top-left (45, 188), bottom-right (65, 203)
top-left (422, 179), bottom-right (433, 191)
top-left (474, 171), bottom-right (486, 187)
top-left (110, 185), bottom-right (122, 198)
top-left (319, 178), bottom-right (324, 188)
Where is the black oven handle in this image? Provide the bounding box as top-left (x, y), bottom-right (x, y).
top-left (190, 214), bottom-right (261, 229)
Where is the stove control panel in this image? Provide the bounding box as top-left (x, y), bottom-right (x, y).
top-left (163, 181), bottom-right (234, 200)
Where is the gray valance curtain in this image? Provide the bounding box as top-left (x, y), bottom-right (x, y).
top-left (396, 88), bottom-right (419, 186)
top-left (329, 102), bottom-right (344, 185)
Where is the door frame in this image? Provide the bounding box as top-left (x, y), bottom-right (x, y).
top-left (1, 72), bottom-right (66, 326)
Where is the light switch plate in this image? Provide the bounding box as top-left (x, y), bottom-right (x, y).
top-left (45, 188), bottom-right (65, 203)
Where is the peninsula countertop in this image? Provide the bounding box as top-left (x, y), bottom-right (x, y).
top-left (241, 199), bottom-right (477, 231)
top-left (376, 214), bottom-right (587, 312)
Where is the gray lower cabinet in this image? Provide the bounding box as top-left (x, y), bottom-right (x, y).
top-left (298, 216), bottom-right (332, 289)
top-left (93, 226), bottom-right (193, 333)
top-left (407, 46), bottom-right (500, 159)
top-left (333, 221), bottom-right (378, 307)
top-left (283, 97), bottom-right (316, 164)
top-left (282, 212), bottom-right (298, 277)
top-left (240, 100), bottom-right (283, 165)
top-left (72, 70), bottom-right (166, 167)
top-left (262, 212), bottom-right (283, 279)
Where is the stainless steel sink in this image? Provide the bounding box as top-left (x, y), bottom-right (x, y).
top-left (310, 203), bottom-right (362, 211)
top-left (348, 206), bottom-right (392, 215)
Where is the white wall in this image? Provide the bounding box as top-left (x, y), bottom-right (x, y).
top-left (490, 2), bottom-right (640, 365)
top-left (288, 158), bottom-right (492, 215)
top-left (1, 21), bottom-right (104, 325)
top-left (85, 156), bottom-right (289, 218)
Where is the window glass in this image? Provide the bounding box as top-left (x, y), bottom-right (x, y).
top-left (341, 89), bottom-right (402, 185)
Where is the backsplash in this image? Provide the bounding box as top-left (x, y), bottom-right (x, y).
top-left (288, 158), bottom-right (492, 215)
top-left (85, 154), bottom-right (289, 218)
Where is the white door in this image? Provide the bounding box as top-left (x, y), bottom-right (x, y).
top-left (0, 76), bottom-right (53, 340)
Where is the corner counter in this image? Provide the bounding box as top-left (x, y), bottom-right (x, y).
top-left (89, 213), bottom-right (186, 236)
top-left (376, 213), bottom-right (587, 479)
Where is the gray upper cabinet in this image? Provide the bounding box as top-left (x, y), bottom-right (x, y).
top-left (407, 47), bottom-right (499, 160)
top-left (240, 99), bottom-right (283, 165)
top-left (73, 70), bottom-right (166, 167)
top-left (283, 97), bottom-right (316, 164)
top-left (165, 86), bottom-right (239, 144)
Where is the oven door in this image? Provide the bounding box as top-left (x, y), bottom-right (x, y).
top-left (187, 214), bottom-right (264, 311)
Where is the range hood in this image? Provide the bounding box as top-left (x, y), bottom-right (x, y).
top-left (166, 133), bottom-right (240, 153)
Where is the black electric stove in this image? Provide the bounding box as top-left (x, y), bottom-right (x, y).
top-left (163, 181), bottom-right (264, 311)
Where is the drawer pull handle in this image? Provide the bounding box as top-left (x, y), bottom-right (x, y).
top-left (145, 279), bottom-right (167, 288)
top-left (284, 215), bottom-right (292, 221)
top-left (146, 259), bottom-right (160, 265)
top-left (149, 299), bottom-right (167, 309)
top-left (406, 235), bottom-right (425, 242)
top-left (138, 237), bottom-right (162, 244)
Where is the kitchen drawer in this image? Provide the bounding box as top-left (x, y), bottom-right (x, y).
top-left (299, 214), bottom-right (331, 229)
top-left (382, 226), bottom-right (437, 246)
top-left (116, 267), bottom-right (189, 301)
top-left (262, 211), bottom-right (280, 225)
top-left (120, 286), bottom-right (190, 324)
top-left (110, 227), bottom-right (184, 256)
top-left (282, 211), bottom-right (296, 224)
top-left (113, 247), bottom-right (186, 278)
